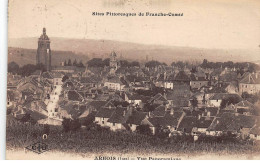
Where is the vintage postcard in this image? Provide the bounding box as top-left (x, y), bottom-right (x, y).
top-left (6, 0), bottom-right (260, 160)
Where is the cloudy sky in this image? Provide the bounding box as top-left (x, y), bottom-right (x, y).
top-left (8, 0), bottom-right (260, 50)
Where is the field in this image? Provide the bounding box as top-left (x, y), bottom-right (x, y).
top-left (6, 116), bottom-right (260, 159)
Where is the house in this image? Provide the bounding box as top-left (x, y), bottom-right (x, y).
top-left (126, 111), bottom-right (148, 132)
top-left (148, 93), bottom-right (168, 105)
top-left (165, 85), bottom-right (190, 108)
top-left (104, 76), bottom-right (127, 91)
top-left (142, 109), bottom-right (185, 135)
top-left (249, 121), bottom-right (260, 140)
top-left (224, 82), bottom-right (239, 94)
top-left (125, 93), bottom-right (149, 106)
top-left (94, 104), bottom-right (116, 127)
top-left (173, 71), bottom-right (190, 85)
top-left (190, 72), bottom-right (209, 90)
top-left (107, 107), bottom-right (128, 131)
top-left (52, 72), bottom-right (63, 86)
top-left (207, 112), bottom-right (257, 137)
top-left (164, 73), bottom-right (175, 89)
top-left (177, 116), bottom-right (198, 135)
top-left (239, 72), bottom-right (260, 95)
top-left (208, 93), bottom-right (242, 107)
top-left (64, 90), bottom-right (84, 102)
top-left (192, 117), bottom-right (214, 134)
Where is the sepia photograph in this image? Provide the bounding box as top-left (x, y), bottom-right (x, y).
top-left (5, 0), bottom-right (260, 160)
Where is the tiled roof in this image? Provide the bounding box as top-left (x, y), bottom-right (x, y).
top-left (209, 93), bottom-right (242, 101)
top-left (87, 100), bottom-right (108, 111)
top-left (152, 105), bottom-right (166, 117)
top-left (208, 112), bottom-right (257, 132)
top-left (107, 107), bottom-right (127, 123)
top-left (95, 107), bottom-right (115, 118)
top-left (67, 90), bottom-right (84, 101)
top-left (126, 111), bottom-right (147, 125)
top-left (174, 71), bottom-right (190, 81)
top-left (177, 116), bottom-right (198, 133)
top-left (239, 73), bottom-right (260, 84)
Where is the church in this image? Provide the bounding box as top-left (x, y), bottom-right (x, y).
top-left (36, 28), bottom-right (52, 71)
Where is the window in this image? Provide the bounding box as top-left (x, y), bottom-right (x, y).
top-left (102, 121), bottom-right (104, 124)
top-left (130, 124), bottom-right (132, 127)
top-left (113, 123), bottom-right (115, 126)
top-left (102, 117), bottom-right (104, 120)
top-left (55, 108), bottom-right (58, 112)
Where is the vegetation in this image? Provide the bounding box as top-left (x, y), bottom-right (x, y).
top-left (201, 59), bottom-right (260, 72)
top-left (136, 124), bottom-right (152, 135)
top-left (145, 61), bottom-right (167, 68)
top-left (8, 62), bottom-right (46, 76)
top-left (64, 59), bottom-right (85, 67)
top-left (190, 97), bottom-right (198, 109)
top-left (86, 58), bottom-right (140, 68)
top-left (62, 118), bottom-right (81, 132)
top-left (6, 117), bottom-right (260, 156)
top-left (220, 96), bottom-right (241, 109)
top-left (241, 92), bottom-right (260, 104)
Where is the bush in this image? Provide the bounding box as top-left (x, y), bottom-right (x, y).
top-left (62, 118), bottom-right (81, 132)
top-left (136, 124), bottom-right (152, 136)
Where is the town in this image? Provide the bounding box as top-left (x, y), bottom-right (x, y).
top-left (7, 28), bottom-right (260, 142)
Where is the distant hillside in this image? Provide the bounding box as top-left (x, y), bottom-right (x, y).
top-left (8, 47), bottom-right (89, 66)
top-left (8, 37), bottom-right (260, 64)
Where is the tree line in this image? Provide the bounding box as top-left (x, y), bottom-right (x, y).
top-left (87, 58), bottom-right (140, 68)
top-left (8, 62), bottom-right (46, 77)
top-left (64, 59), bottom-right (85, 68)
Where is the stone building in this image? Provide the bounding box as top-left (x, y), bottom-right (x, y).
top-left (36, 28), bottom-right (51, 71)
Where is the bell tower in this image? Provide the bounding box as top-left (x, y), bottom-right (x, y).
top-left (36, 28), bottom-right (51, 71)
top-left (109, 51), bottom-right (118, 75)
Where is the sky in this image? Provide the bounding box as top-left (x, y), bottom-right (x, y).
top-left (8, 0), bottom-right (260, 50)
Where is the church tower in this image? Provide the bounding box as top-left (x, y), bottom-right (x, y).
top-left (36, 28), bottom-right (51, 71)
top-left (109, 51), bottom-right (118, 75)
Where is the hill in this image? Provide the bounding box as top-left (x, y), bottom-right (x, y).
top-left (8, 37), bottom-right (260, 64)
top-left (8, 47), bottom-right (89, 66)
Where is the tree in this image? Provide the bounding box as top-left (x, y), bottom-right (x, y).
top-left (155, 125), bottom-right (170, 139)
top-left (8, 61), bottom-right (19, 74)
top-left (120, 60), bottom-right (130, 67)
top-left (62, 75), bottom-right (69, 82)
top-left (145, 61), bottom-right (163, 68)
top-left (201, 59), bottom-right (208, 69)
top-left (36, 63), bottom-right (46, 72)
top-left (190, 97), bottom-right (198, 108)
top-left (73, 59), bottom-right (78, 66)
top-left (131, 61), bottom-right (140, 67)
top-left (220, 96), bottom-right (241, 109)
top-left (103, 58), bottom-right (110, 67)
top-left (136, 124), bottom-right (152, 135)
top-left (87, 58), bottom-right (104, 67)
top-left (67, 59), bottom-right (72, 66)
top-left (62, 118), bottom-right (81, 132)
top-left (19, 64), bottom-right (37, 77)
top-left (241, 92), bottom-right (259, 104)
top-left (77, 60), bottom-right (85, 67)
top-left (190, 67), bottom-right (197, 73)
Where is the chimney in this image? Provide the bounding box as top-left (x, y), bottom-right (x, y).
top-left (207, 111), bottom-right (211, 117)
top-left (170, 108), bottom-right (174, 115)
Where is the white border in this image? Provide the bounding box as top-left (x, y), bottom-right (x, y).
top-left (0, 0), bottom-right (8, 160)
